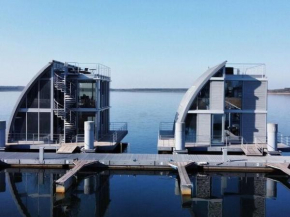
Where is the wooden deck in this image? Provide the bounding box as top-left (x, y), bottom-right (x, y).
top-left (158, 137), bottom-right (290, 153)
top-left (55, 160), bottom-right (98, 193)
top-left (174, 162), bottom-right (193, 196)
top-left (267, 163), bottom-right (290, 176)
top-left (241, 145), bottom-right (263, 156)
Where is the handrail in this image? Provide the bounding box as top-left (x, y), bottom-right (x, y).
top-left (7, 133), bottom-right (64, 145)
top-left (254, 136), bottom-right (265, 154)
top-left (278, 132), bottom-right (290, 146)
top-left (226, 63), bottom-right (266, 77)
top-left (225, 101), bottom-right (241, 110)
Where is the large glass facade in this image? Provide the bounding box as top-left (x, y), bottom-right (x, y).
top-left (212, 114), bottom-right (223, 143)
top-left (190, 82), bottom-right (210, 110)
top-left (22, 78), bottom-right (51, 109)
top-left (185, 114), bottom-right (197, 142)
top-left (40, 113), bottom-right (50, 135)
top-left (78, 82), bottom-right (96, 108)
top-left (27, 112), bottom-right (38, 140)
top-left (27, 83), bottom-right (38, 108)
top-left (40, 80), bottom-right (51, 108)
top-left (225, 81), bottom-right (243, 110)
top-left (12, 112), bottom-right (26, 140)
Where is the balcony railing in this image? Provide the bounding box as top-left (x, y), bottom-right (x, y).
top-left (159, 122), bottom-right (174, 140)
top-left (7, 133), bottom-right (64, 145)
top-left (226, 63), bottom-right (266, 78)
top-left (67, 62), bottom-right (111, 79)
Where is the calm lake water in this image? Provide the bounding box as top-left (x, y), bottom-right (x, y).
top-left (0, 91), bottom-right (290, 217)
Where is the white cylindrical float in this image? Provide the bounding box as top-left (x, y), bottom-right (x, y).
top-left (0, 121), bottom-right (6, 148)
top-left (267, 123), bottom-right (278, 152)
top-left (175, 122), bottom-right (185, 151)
top-left (85, 121), bottom-right (94, 150)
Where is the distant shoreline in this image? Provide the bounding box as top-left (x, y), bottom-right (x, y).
top-left (1, 86), bottom-right (290, 94)
top-left (110, 88), bottom-right (188, 92)
top-left (0, 86), bottom-right (25, 92)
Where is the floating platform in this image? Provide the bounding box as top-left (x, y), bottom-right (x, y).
top-left (1, 152), bottom-right (290, 195)
top-left (157, 139), bottom-right (290, 154)
top-left (0, 152), bottom-right (289, 170)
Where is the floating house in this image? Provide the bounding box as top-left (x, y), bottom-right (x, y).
top-left (158, 61), bottom-right (272, 154)
top-left (7, 60), bottom-right (127, 150)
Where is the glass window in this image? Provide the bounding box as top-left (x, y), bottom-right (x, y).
top-left (190, 82), bottom-right (210, 110)
top-left (40, 80), bottom-right (51, 108)
top-left (225, 81), bottom-right (243, 110)
top-left (185, 114), bottom-right (197, 142)
top-left (40, 67), bottom-right (51, 79)
top-left (78, 112), bottom-right (95, 134)
top-left (212, 114), bottom-right (223, 143)
top-left (12, 112), bottom-right (26, 141)
top-left (27, 112), bottom-right (38, 140)
top-left (27, 82), bottom-right (39, 108)
top-left (78, 81), bottom-right (96, 108)
top-left (39, 113), bottom-right (50, 135)
top-left (20, 97), bottom-right (26, 108)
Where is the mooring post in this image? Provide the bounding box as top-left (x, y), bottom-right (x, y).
top-left (39, 147), bottom-right (44, 163)
top-left (222, 148), bottom-right (227, 162)
top-left (84, 121), bottom-right (95, 152)
top-left (0, 121), bottom-right (6, 150)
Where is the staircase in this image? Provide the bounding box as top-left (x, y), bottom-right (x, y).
top-left (54, 72), bottom-right (77, 142)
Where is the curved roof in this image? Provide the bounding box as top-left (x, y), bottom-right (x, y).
top-left (175, 61), bottom-right (227, 123)
top-left (7, 61), bottom-right (54, 133)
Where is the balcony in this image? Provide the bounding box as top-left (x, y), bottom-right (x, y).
top-left (226, 63), bottom-right (266, 78)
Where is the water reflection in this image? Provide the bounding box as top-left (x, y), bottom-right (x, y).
top-left (1, 169), bottom-right (289, 217)
top-left (185, 173), bottom-right (280, 217)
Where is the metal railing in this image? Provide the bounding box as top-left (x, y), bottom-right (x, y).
top-left (225, 100), bottom-right (241, 110)
top-left (278, 132), bottom-right (290, 146)
top-left (7, 133), bottom-right (64, 145)
top-left (110, 122), bottom-right (128, 144)
top-left (226, 63), bottom-right (266, 78)
top-left (254, 136), bottom-right (266, 154)
top-left (159, 122), bottom-right (175, 140)
top-left (67, 62), bottom-right (111, 79)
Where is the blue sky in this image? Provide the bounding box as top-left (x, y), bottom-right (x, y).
top-left (0, 0), bottom-right (289, 88)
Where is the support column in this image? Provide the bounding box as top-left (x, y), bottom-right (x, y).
top-left (85, 121), bottom-right (95, 151)
top-left (267, 123), bottom-right (278, 152)
top-left (0, 121), bottom-right (6, 150)
top-left (175, 122), bottom-right (185, 151)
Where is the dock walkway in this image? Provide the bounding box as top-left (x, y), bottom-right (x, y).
top-left (0, 152), bottom-right (289, 168)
